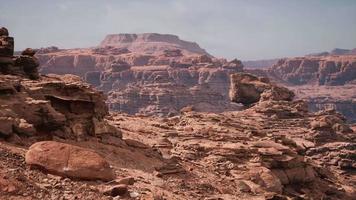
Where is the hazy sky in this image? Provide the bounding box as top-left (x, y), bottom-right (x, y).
top-left (1, 0), bottom-right (356, 60)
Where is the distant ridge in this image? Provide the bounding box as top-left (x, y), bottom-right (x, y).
top-left (99, 33), bottom-right (210, 56)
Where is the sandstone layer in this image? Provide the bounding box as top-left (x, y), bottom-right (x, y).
top-left (36, 35), bottom-right (244, 116)
top-left (268, 55), bottom-right (356, 86)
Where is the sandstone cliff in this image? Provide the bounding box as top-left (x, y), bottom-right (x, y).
top-left (268, 55), bottom-right (356, 86)
top-left (36, 35), bottom-right (244, 116)
top-left (36, 35), bottom-right (356, 122)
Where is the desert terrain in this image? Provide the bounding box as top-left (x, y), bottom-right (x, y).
top-left (1, 25), bottom-right (355, 200)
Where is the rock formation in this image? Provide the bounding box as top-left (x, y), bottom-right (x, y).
top-left (229, 73), bottom-right (294, 105)
top-left (268, 55), bottom-right (356, 86)
top-left (25, 141), bottom-right (116, 181)
top-left (245, 54), bottom-right (356, 122)
top-left (0, 28), bottom-right (39, 79)
top-left (36, 34), bottom-right (244, 116)
top-left (0, 27), bottom-right (121, 144)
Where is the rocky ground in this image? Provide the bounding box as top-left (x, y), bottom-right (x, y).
top-left (1, 100), bottom-right (355, 199)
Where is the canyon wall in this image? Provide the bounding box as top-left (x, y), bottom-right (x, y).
top-left (36, 34), bottom-right (356, 121)
top-left (37, 34), bottom-right (243, 116)
top-left (268, 55), bottom-right (356, 86)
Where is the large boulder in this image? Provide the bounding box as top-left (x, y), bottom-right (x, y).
top-left (229, 73), bottom-right (294, 105)
top-left (25, 141), bottom-right (116, 181)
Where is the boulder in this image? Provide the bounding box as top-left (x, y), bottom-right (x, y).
top-left (25, 141), bottom-right (115, 181)
top-left (229, 73), bottom-right (294, 105)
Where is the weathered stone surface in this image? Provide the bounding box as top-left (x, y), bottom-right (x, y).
top-left (229, 73), bottom-right (294, 105)
top-left (0, 30), bottom-right (121, 141)
top-left (25, 141), bottom-right (115, 181)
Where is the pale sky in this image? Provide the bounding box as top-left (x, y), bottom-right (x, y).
top-left (1, 0), bottom-right (356, 60)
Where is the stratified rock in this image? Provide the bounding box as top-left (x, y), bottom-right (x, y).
top-left (110, 60), bottom-right (130, 72)
top-left (36, 32), bottom-right (246, 116)
top-left (25, 141), bottom-right (115, 181)
top-left (307, 142), bottom-right (356, 170)
top-left (163, 49), bottom-right (183, 57)
top-left (269, 56), bottom-right (356, 85)
top-left (310, 110), bottom-right (352, 133)
top-left (0, 30), bottom-right (121, 141)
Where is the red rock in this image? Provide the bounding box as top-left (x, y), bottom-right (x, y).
top-left (25, 141), bottom-right (115, 181)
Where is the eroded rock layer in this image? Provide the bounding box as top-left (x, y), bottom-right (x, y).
top-left (268, 55), bottom-right (356, 86)
top-left (36, 36), bottom-right (244, 116)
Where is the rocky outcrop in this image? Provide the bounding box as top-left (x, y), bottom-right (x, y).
top-left (229, 73), bottom-right (294, 105)
top-left (0, 27), bottom-right (121, 142)
top-left (268, 55), bottom-right (356, 85)
top-left (25, 141), bottom-right (115, 181)
top-left (0, 28), bottom-right (39, 79)
top-left (0, 74), bottom-right (120, 141)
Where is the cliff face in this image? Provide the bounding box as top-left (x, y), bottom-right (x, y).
top-left (37, 34), bottom-right (243, 116)
top-left (289, 85), bottom-right (356, 122)
top-left (36, 36), bottom-right (356, 121)
top-left (105, 66), bottom-right (242, 115)
top-left (268, 55), bottom-right (356, 86)
top-left (264, 55), bottom-right (356, 122)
